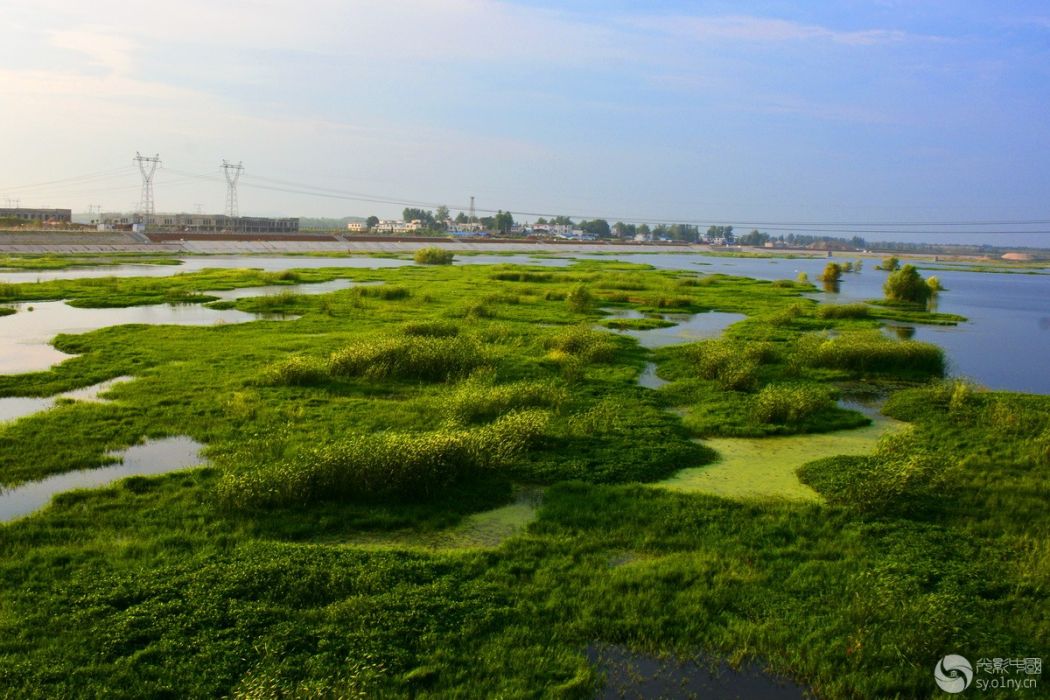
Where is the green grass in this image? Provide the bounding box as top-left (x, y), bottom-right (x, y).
top-left (0, 256), bottom-right (1041, 699)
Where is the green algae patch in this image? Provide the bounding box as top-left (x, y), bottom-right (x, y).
top-left (656, 418), bottom-right (905, 501)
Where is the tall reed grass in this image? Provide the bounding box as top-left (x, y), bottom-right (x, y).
top-left (330, 335), bottom-right (488, 381)
top-left (217, 409), bottom-right (549, 508)
top-left (795, 331), bottom-right (943, 376)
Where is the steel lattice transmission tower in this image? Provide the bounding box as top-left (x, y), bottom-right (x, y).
top-left (134, 152), bottom-right (161, 224)
top-left (222, 160), bottom-right (244, 218)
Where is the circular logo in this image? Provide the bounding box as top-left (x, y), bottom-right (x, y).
top-left (934, 655), bottom-right (974, 694)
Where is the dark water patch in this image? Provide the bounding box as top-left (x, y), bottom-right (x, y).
top-left (587, 644), bottom-right (809, 700)
top-left (0, 436), bottom-right (203, 522)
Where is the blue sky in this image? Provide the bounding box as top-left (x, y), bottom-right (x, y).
top-left (2, 1), bottom-right (1049, 245)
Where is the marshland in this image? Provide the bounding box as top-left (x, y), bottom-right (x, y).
top-left (0, 252), bottom-right (1046, 698)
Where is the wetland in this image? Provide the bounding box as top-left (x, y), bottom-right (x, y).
top-left (0, 252), bottom-right (1045, 698)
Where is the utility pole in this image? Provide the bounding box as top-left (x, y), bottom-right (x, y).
top-left (134, 152), bottom-right (161, 225)
top-left (222, 160), bottom-right (244, 218)
top-left (469, 196), bottom-right (475, 224)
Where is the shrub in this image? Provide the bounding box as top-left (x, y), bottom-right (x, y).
top-left (796, 272), bottom-right (809, 284)
top-left (565, 284), bottom-right (593, 313)
top-left (820, 262), bottom-right (843, 282)
top-left (414, 247), bottom-right (455, 265)
top-left (217, 410), bottom-right (550, 508)
top-left (879, 256), bottom-right (901, 271)
top-left (329, 335), bottom-right (488, 381)
top-left (926, 275), bottom-right (944, 293)
top-left (884, 264), bottom-right (932, 304)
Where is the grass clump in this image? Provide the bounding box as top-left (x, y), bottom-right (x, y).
top-left (0, 306), bottom-right (14, 317)
top-left (816, 303), bottom-right (869, 319)
top-left (682, 340), bottom-right (772, 391)
top-left (260, 354), bottom-right (329, 386)
top-left (798, 429), bottom-right (942, 514)
top-left (796, 330), bottom-right (944, 377)
top-left (414, 247), bottom-right (455, 265)
top-left (600, 316), bottom-right (677, 331)
top-left (329, 335), bottom-right (488, 381)
top-left (447, 372), bottom-right (567, 423)
top-left (751, 383), bottom-right (835, 424)
top-left (544, 325), bottom-right (618, 364)
top-left (217, 409), bottom-right (549, 508)
top-left (401, 320), bottom-right (460, 337)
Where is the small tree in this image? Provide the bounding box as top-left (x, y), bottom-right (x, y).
top-left (879, 256), bottom-right (901, 271)
top-left (884, 264), bottom-right (931, 304)
top-left (366, 215), bottom-right (379, 230)
top-left (820, 262), bottom-right (843, 283)
top-left (566, 284), bottom-right (592, 313)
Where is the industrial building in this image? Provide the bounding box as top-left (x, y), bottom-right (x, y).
top-left (0, 207), bottom-right (72, 223)
top-left (101, 213), bottom-right (299, 234)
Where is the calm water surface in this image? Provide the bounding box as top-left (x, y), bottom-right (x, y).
top-left (0, 436), bottom-right (204, 522)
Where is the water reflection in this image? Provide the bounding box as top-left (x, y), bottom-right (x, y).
top-left (0, 376), bottom-right (133, 423)
top-left (0, 436), bottom-right (204, 522)
top-left (0, 301), bottom-right (273, 374)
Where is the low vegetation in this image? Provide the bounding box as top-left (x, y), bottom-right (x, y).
top-left (0, 255), bottom-right (1041, 699)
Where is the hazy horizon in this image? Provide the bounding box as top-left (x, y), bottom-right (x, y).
top-left (3, 1), bottom-right (1049, 246)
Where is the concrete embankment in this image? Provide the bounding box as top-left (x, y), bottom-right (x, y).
top-left (0, 230), bottom-right (708, 256)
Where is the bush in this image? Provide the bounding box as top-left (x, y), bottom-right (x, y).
top-left (414, 247), bottom-right (455, 265)
top-left (751, 383), bottom-right (834, 424)
top-left (879, 256), bottom-right (901, 271)
top-left (795, 331), bottom-right (944, 376)
top-left (329, 335), bottom-right (488, 381)
top-left (884, 265), bottom-right (932, 304)
top-left (217, 410), bottom-right (550, 508)
top-left (820, 262), bottom-right (843, 283)
top-left (565, 284), bottom-right (593, 313)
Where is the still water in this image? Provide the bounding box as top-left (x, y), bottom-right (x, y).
top-left (0, 436), bottom-right (204, 522)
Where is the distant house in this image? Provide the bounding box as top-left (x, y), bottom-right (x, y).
top-left (346, 222), bottom-right (368, 233)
